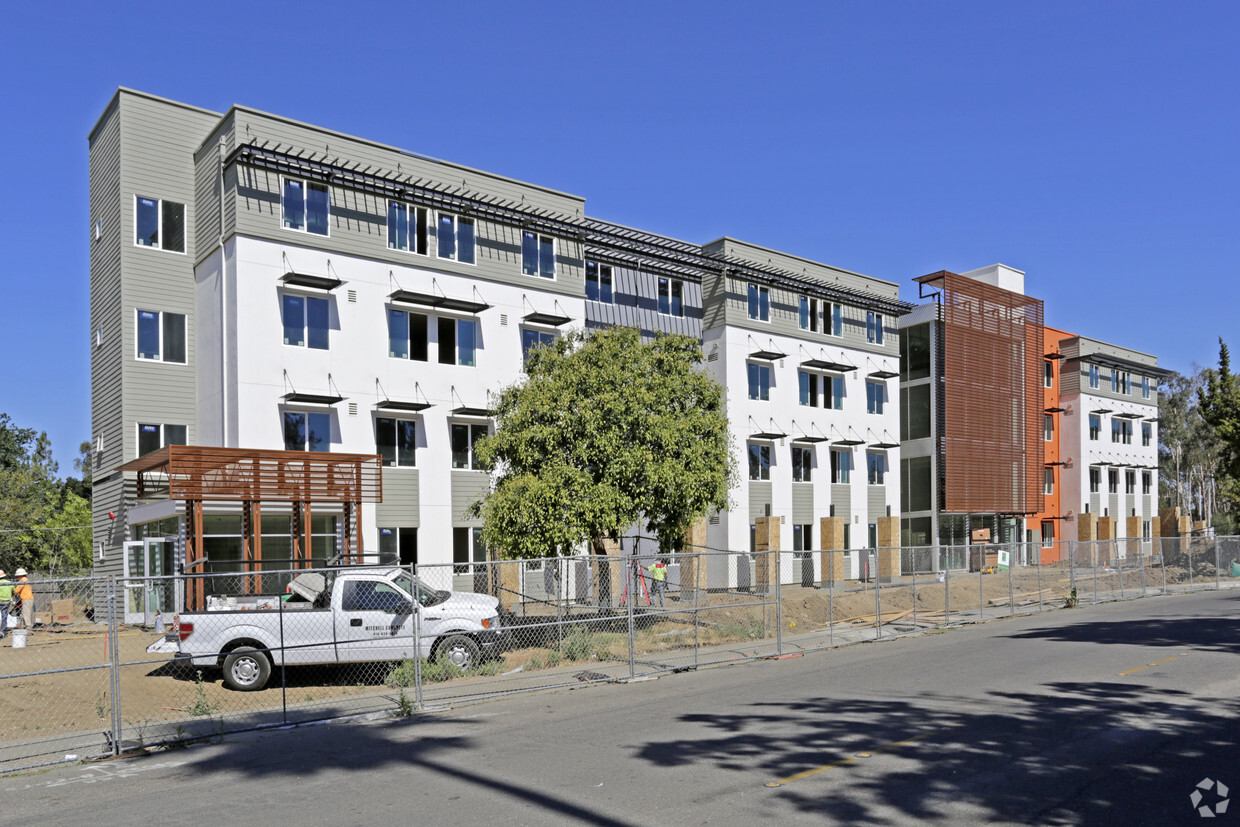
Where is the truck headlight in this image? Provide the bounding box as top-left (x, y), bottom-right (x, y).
top-left (482, 615), bottom-right (500, 630)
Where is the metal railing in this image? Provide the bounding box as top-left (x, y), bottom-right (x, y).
top-left (1, 533), bottom-right (1237, 773)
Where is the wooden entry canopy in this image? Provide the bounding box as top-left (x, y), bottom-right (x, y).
top-left (119, 446), bottom-right (383, 608)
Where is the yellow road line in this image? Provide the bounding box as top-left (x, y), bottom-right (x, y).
top-left (766, 725), bottom-right (962, 788)
top-left (1118, 652), bottom-right (1188, 676)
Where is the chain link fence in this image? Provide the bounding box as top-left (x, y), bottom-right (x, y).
top-left (3, 534), bottom-right (1238, 772)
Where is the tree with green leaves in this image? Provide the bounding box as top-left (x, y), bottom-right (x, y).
top-left (1198, 338), bottom-right (1240, 513)
top-left (469, 327), bottom-right (735, 561)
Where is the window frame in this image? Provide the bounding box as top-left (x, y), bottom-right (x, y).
top-left (436, 212), bottom-right (476, 265)
top-left (866, 450), bottom-right (886, 485)
top-left (585, 261), bottom-right (614, 304)
top-left (282, 410), bottom-right (332, 453)
top-left (866, 380), bottom-right (885, 415)
top-left (830, 448), bottom-right (852, 484)
top-left (136, 422), bottom-right (187, 457)
top-left (1108, 468), bottom-right (1119, 494)
top-left (1089, 467), bottom-right (1101, 493)
top-left (375, 417), bottom-right (417, 468)
top-left (798, 296), bottom-right (819, 333)
top-left (135, 309), bottom-right (187, 364)
top-left (281, 176), bottom-right (330, 237)
top-left (133, 195), bottom-right (186, 254)
top-left (1044, 467), bottom-right (1054, 495)
top-left (792, 445), bottom-right (812, 483)
top-left (521, 231), bottom-right (557, 279)
top-left (1041, 521), bottom-right (1054, 548)
top-left (1089, 364), bottom-right (1099, 389)
top-left (746, 283), bottom-right (770, 322)
top-left (521, 327), bottom-right (556, 366)
top-left (387, 201), bottom-right (428, 255)
top-left (1044, 414), bottom-right (1054, 442)
top-left (450, 422), bottom-right (489, 470)
top-left (658, 277), bottom-right (685, 317)
top-left (1141, 421), bottom-right (1152, 447)
top-left (1044, 361), bottom-right (1054, 388)
top-left (1141, 376), bottom-right (1151, 399)
top-left (866, 311), bottom-right (884, 345)
top-left (747, 442), bottom-right (771, 481)
top-left (1089, 415), bottom-right (1101, 441)
top-left (1125, 470), bottom-right (1136, 494)
top-left (281, 292), bottom-right (330, 350)
top-left (1142, 471), bottom-right (1151, 495)
top-left (747, 362), bottom-right (771, 401)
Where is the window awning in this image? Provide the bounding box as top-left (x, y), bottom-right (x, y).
top-left (282, 271), bottom-right (344, 291)
top-left (1045, 406), bottom-right (1066, 413)
top-left (1091, 407), bottom-right (1113, 414)
top-left (749, 430), bottom-right (787, 441)
top-left (283, 392), bottom-right (344, 406)
top-left (1113, 412), bottom-right (1143, 419)
top-left (1044, 352), bottom-right (1065, 360)
top-left (451, 406), bottom-right (492, 418)
top-left (389, 290), bottom-right (491, 314)
top-left (750, 348), bottom-right (787, 362)
top-left (867, 368), bottom-right (899, 379)
top-left (791, 435), bottom-right (831, 444)
top-left (523, 311), bottom-right (572, 327)
top-left (800, 358), bottom-right (855, 373)
top-left (869, 440), bottom-right (899, 449)
top-left (375, 400), bottom-right (432, 412)
top-left (831, 438), bottom-right (865, 447)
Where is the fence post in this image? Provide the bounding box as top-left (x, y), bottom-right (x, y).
top-left (412, 563), bottom-right (423, 710)
top-left (108, 576), bottom-right (122, 755)
top-left (978, 547), bottom-right (985, 620)
top-left (279, 592), bottom-right (287, 724)
top-left (1161, 538), bottom-right (1168, 594)
top-left (828, 549), bottom-right (834, 648)
top-left (1037, 551), bottom-right (1043, 613)
top-left (775, 550), bottom-right (783, 655)
top-left (1188, 543), bottom-right (1195, 592)
top-left (1140, 544), bottom-right (1147, 597)
top-left (626, 539), bottom-right (636, 680)
top-left (911, 560), bottom-right (918, 629)
top-left (943, 546), bottom-right (950, 625)
top-left (693, 550), bottom-right (700, 670)
top-left (1092, 542), bottom-right (1099, 604)
top-left (1007, 548), bottom-right (1015, 617)
top-left (1069, 541), bottom-right (1076, 600)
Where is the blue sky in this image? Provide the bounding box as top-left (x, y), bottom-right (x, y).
top-left (1, 1), bottom-right (1236, 475)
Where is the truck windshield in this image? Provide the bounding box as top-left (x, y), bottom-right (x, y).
top-left (392, 572), bottom-right (448, 607)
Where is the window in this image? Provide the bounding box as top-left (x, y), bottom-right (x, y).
top-left (1044, 414), bottom-right (1054, 442)
top-left (799, 296), bottom-right (819, 332)
top-left (1125, 470), bottom-right (1136, 494)
top-left (1041, 521), bottom-right (1054, 548)
top-left (521, 328), bottom-right (555, 364)
top-left (387, 202), bottom-right (428, 254)
top-left (379, 526), bottom-right (418, 566)
top-left (1044, 468), bottom-right (1054, 495)
top-left (281, 294), bottom-right (329, 349)
top-left (134, 196), bottom-right (185, 253)
top-left (825, 302), bottom-right (842, 337)
top-left (1089, 364), bottom-right (1099, 389)
top-left (453, 527), bottom-right (487, 575)
top-left (867, 451), bottom-right (885, 485)
top-left (282, 178), bottom-right (329, 235)
top-left (1089, 415), bottom-right (1101, 441)
top-left (521, 231), bottom-right (556, 279)
top-left (451, 423), bottom-right (488, 469)
top-left (1108, 469), bottom-right (1119, 494)
top-left (376, 418), bottom-right (416, 467)
top-left (866, 312), bottom-right (884, 344)
top-left (747, 363), bottom-right (771, 401)
top-left (1112, 370), bottom-right (1129, 394)
top-left (1142, 471), bottom-right (1152, 495)
top-left (436, 213), bottom-right (475, 264)
top-left (387, 309), bottom-right (429, 361)
top-left (792, 524), bottom-right (812, 553)
top-left (1090, 467), bottom-right (1101, 493)
top-left (136, 310), bottom-right (186, 363)
top-left (1142, 422), bottom-right (1152, 447)
top-left (792, 446), bottom-right (812, 482)
top-left (283, 411), bottom-right (330, 452)
top-left (867, 381), bottom-right (885, 415)
top-left (830, 449), bottom-right (852, 484)
top-left (1142, 520), bottom-right (1151, 541)
top-left (1111, 420), bottom-right (1120, 443)
top-left (1119, 420), bottom-right (1132, 444)
top-left (658, 278), bottom-right (684, 316)
top-left (747, 283), bottom-right (770, 321)
top-left (1044, 361), bottom-right (1054, 388)
top-left (1141, 376), bottom-right (1150, 399)
top-left (747, 443), bottom-right (770, 481)
top-left (137, 423), bottom-right (186, 457)
top-left (798, 372), bottom-right (819, 407)
top-left (826, 374), bottom-right (845, 410)
top-left (586, 261), bottom-right (613, 303)
top-left (438, 317), bottom-right (477, 367)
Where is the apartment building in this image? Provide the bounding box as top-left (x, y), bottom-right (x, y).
top-left (88, 88), bottom-right (905, 596)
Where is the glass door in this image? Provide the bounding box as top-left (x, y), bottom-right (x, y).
top-left (123, 540), bottom-right (145, 625)
top-left (144, 538), bottom-right (175, 626)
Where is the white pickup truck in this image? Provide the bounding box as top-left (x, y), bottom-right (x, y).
top-left (171, 568), bottom-right (507, 691)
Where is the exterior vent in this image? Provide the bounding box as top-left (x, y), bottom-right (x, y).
top-left (709, 515), bottom-right (720, 525)
top-left (348, 402), bottom-right (358, 416)
top-left (707, 346), bottom-right (719, 362)
top-left (347, 289), bottom-right (357, 303)
top-left (500, 314), bottom-right (508, 326)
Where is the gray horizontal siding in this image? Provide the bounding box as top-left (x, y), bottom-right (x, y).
top-left (831, 484), bottom-right (851, 518)
top-left (792, 484), bottom-right (814, 524)
top-left (451, 471), bottom-right (489, 524)
top-left (583, 263), bottom-right (702, 338)
top-left (89, 100), bottom-right (125, 482)
top-left (748, 482), bottom-right (772, 522)
top-left (376, 468), bottom-right (420, 526)
top-left (868, 485), bottom-right (887, 524)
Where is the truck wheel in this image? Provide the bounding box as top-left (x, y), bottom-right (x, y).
top-left (222, 647), bottom-right (271, 691)
top-left (436, 635), bottom-right (481, 670)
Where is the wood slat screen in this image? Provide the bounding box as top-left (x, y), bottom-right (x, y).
top-left (126, 446), bottom-right (383, 503)
top-left (930, 272), bottom-right (1045, 515)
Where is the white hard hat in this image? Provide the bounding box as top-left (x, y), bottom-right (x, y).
top-left (14, 568), bottom-right (26, 577)
top-left (0, 570), bottom-right (6, 577)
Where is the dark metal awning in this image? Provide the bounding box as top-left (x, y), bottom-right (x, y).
top-left (831, 438), bottom-right (865, 447)
top-left (749, 430), bottom-right (787, 441)
top-left (1045, 406), bottom-right (1066, 413)
top-left (792, 435), bottom-right (831, 444)
top-left (282, 271), bottom-right (344, 291)
top-left (451, 406), bottom-right (492, 418)
top-left (1045, 460), bottom-right (1068, 466)
top-left (750, 348), bottom-right (787, 362)
top-left (800, 358), bottom-right (855, 373)
top-left (283, 392), bottom-right (344, 405)
top-left (1091, 407), bottom-right (1113, 414)
top-left (1113, 412), bottom-right (1143, 419)
top-left (389, 290), bottom-right (491, 314)
top-left (867, 368), bottom-right (899, 379)
top-left (1144, 416), bottom-right (1161, 423)
top-left (1078, 352), bottom-right (1173, 379)
top-left (1044, 352), bottom-right (1064, 360)
top-left (523, 311), bottom-right (572, 327)
top-left (375, 400), bottom-right (432, 412)
top-left (869, 440), bottom-right (900, 449)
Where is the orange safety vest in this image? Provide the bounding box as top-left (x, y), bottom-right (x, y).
top-left (15, 579), bottom-right (32, 602)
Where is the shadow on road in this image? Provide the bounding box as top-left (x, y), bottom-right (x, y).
top-left (1003, 616), bottom-right (1240, 654)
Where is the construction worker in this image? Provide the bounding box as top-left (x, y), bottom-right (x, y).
top-left (0, 570), bottom-right (12, 640)
top-left (13, 569), bottom-right (32, 632)
top-left (646, 559), bottom-right (667, 607)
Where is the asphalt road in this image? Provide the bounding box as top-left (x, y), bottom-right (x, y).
top-left (8, 589), bottom-right (1239, 825)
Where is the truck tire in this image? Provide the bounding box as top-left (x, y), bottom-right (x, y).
top-left (222, 646), bottom-right (271, 691)
top-left (436, 635), bottom-right (481, 670)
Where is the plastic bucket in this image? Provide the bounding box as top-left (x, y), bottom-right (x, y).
top-left (11, 629), bottom-right (27, 649)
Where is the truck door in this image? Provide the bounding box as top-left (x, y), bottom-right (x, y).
top-left (334, 577), bottom-right (417, 663)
